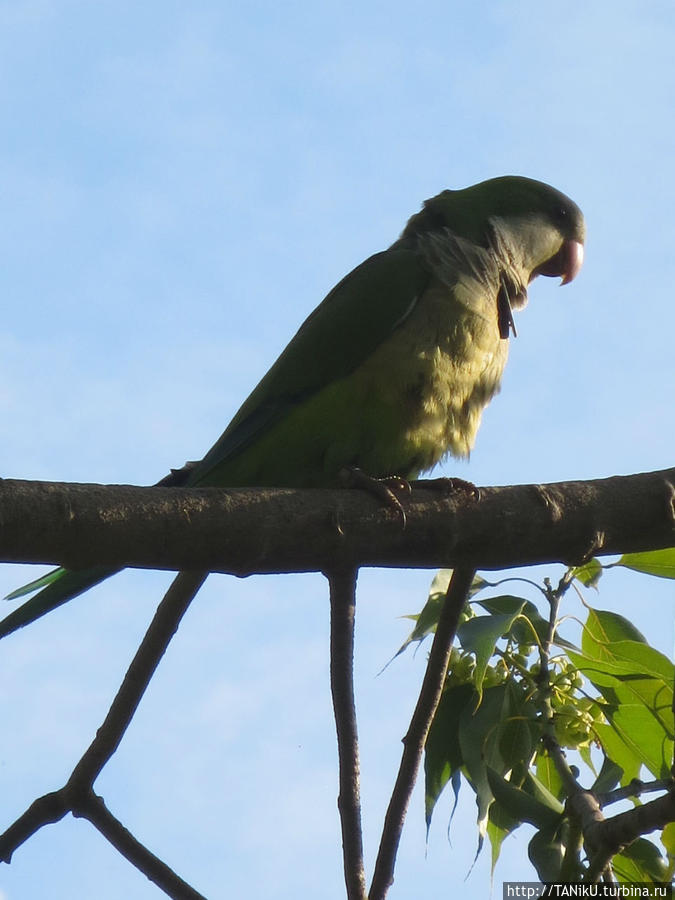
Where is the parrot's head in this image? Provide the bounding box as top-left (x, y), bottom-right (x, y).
top-left (402, 175), bottom-right (585, 291)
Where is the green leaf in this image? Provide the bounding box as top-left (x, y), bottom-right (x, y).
top-left (569, 617), bottom-right (674, 779)
top-left (487, 800), bottom-right (521, 875)
top-left (428, 568), bottom-right (453, 596)
top-left (573, 607), bottom-right (674, 777)
top-left (570, 648), bottom-right (672, 721)
top-left (498, 681), bottom-right (541, 781)
top-left (528, 824), bottom-right (565, 882)
top-left (535, 753), bottom-right (565, 801)
top-left (591, 755), bottom-right (623, 795)
top-left (572, 557), bottom-right (603, 588)
top-left (615, 547), bottom-right (675, 580)
top-left (486, 767), bottom-right (562, 830)
top-left (498, 715), bottom-right (537, 783)
top-left (454, 681), bottom-right (546, 851)
top-left (424, 682), bottom-right (475, 826)
top-left (458, 683), bottom-right (513, 836)
top-left (458, 606), bottom-right (527, 700)
top-left (388, 591), bottom-right (444, 664)
top-left (389, 570), bottom-right (487, 664)
top-left (578, 742), bottom-right (596, 775)
top-left (582, 606), bottom-right (647, 649)
top-left (613, 837), bottom-right (669, 885)
top-left (608, 640), bottom-right (675, 683)
top-left (594, 700), bottom-right (670, 781)
top-left (592, 721), bottom-right (641, 784)
top-left (477, 595), bottom-right (545, 644)
top-left (522, 771), bottom-right (566, 815)
top-left (660, 821), bottom-right (675, 882)
top-left (477, 594), bottom-right (578, 652)
top-left (569, 643), bottom-right (673, 721)
top-left (476, 594), bottom-right (537, 618)
top-left (430, 569), bottom-right (489, 599)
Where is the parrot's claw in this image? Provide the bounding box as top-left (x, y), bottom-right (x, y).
top-left (409, 476), bottom-right (480, 502)
top-left (378, 475), bottom-right (412, 495)
top-left (340, 467), bottom-right (410, 526)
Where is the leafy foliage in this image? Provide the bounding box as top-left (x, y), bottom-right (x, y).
top-left (402, 550), bottom-right (675, 885)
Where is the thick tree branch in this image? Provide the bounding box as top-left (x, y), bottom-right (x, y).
top-left (0, 468), bottom-right (673, 575)
top-left (594, 789), bottom-right (675, 856)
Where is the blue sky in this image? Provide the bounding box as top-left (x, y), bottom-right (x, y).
top-left (0, 2), bottom-right (673, 898)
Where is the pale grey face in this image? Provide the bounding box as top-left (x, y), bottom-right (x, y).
top-left (489, 211), bottom-right (585, 290)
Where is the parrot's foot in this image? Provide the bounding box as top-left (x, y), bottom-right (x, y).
top-left (409, 476), bottom-right (480, 502)
top-left (340, 466), bottom-right (411, 525)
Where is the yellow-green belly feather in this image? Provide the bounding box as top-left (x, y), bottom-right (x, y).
top-left (208, 278), bottom-right (507, 488)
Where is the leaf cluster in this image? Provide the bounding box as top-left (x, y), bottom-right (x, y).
top-left (398, 549), bottom-right (675, 885)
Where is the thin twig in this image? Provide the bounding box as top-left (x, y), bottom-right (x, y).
top-left (536, 575), bottom-right (619, 884)
top-left (327, 568), bottom-right (367, 900)
top-left (0, 570), bottom-right (209, 900)
top-left (76, 792), bottom-right (208, 900)
top-left (597, 778), bottom-right (674, 807)
top-left (559, 819), bottom-right (583, 881)
top-left (537, 576), bottom-right (585, 795)
top-left (68, 570), bottom-right (208, 788)
top-left (0, 791), bottom-right (69, 862)
top-left (369, 565), bottom-right (476, 900)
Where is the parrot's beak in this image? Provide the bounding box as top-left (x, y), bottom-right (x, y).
top-left (559, 239), bottom-right (584, 285)
top-left (531, 239), bottom-right (585, 285)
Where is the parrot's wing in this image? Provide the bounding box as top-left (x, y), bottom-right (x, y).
top-left (190, 247), bottom-right (429, 484)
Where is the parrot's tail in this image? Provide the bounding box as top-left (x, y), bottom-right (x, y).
top-left (0, 564), bottom-right (120, 639)
top-left (0, 468), bottom-right (195, 641)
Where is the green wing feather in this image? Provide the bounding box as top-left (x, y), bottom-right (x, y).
top-left (191, 248), bottom-right (428, 485)
top-left (0, 247), bottom-right (429, 638)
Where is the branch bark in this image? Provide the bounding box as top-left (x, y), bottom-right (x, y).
top-left (0, 571), bottom-right (208, 899)
top-left (369, 566), bottom-right (476, 900)
top-left (1, 468), bottom-right (674, 896)
top-left (78, 792), bottom-right (208, 900)
top-left (328, 568), bottom-right (367, 900)
top-left (0, 468), bottom-right (673, 574)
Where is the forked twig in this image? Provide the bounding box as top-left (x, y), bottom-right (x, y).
top-left (0, 570), bottom-right (208, 900)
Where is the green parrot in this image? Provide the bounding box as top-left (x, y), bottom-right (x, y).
top-left (0, 175), bottom-right (585, 639)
